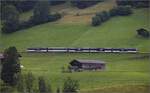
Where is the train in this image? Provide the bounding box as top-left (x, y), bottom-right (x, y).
top-left (27, 47), bottom-right (138, 53)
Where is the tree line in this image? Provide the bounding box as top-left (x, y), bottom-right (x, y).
top-left (0, 46), bottom-right (79, 93)
top-left (1, 0), bottom-right (61, 34)
top-left (92, 6), bottom-right (132, 26)
top-left (0, 0), bottom-right (103, 13)
top-left (116, 0), bottom-right (150, 8)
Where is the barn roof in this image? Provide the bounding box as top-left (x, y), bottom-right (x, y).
top-left (74, 59), bottom-right (106, 64)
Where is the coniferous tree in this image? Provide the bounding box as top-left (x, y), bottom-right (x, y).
top-left (1, 46), bottom-right (21, 86)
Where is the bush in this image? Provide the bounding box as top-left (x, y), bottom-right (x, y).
top-left (19, 13), bottom-right (61, 31)
top-left (92, 16), bottom-right (102, 26)
top-left (63, 77), bottom-right (79, 93)
top-left (116, 0), bottom-right (150, 8)
top-left (109, 6), bottom-right (132, 16)
top-left (96, 11), bottom-right (110, 22)
top-left (92, 6), bottom-right (132, 27)
top-left (137, 28), bottom-right (150, 38)
top-left (109, 7), bottom-right (118, 17)
top-left (92, 11), bottom-right (110, 26)
top-left (1, 5), bottom-right (20, 33)
top-left (116, 6), bottom-right (132, 16)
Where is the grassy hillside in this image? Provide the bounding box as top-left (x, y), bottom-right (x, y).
top-left (0, 9), bottom-right (150, 52)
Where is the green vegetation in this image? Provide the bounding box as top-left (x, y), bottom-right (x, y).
top-left (63, 77), bottom-right (79, 93)
top-left (0, 9), bottom-right (149, 52)
top-left (1, 1), bottom-right (61, 34)
top-left (20, 53), bottom-right (150, 93)
top-left (1, 47), bottom-right (21, 86)
top-left (92, 6), bottom-right (132, 26)
top-left (0, 6), bottom-right (150, 93)
top-left (1, 5), bottom-right (20, 33)
top-left (137, 28), bottom-right (150, 38)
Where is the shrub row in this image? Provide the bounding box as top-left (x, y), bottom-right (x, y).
top-left (92, 6), bottom-right (132, 26)
top-left (2, 13), bottom-right (61, 34)
top-left (19, 13), bottom-right (61, 30)
top-left (116, 0), bottom-right (150, 8)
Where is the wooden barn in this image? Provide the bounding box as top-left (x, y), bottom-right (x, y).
top-left (70, 59), bottom-right (106, 71)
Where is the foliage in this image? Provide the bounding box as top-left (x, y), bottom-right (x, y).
top-left (1, 47), bottom-right (21, 86)
top-left (56, 87), bottom-right (60, 93)
top-left (116, 0), bottom-right (150, 8)
top-left (63, 77), bottom-right (79, 93)
top-left (92, 6), bottom-right (132, 26)
top-left (0, 84), bottom-right (14, 93)
top-left (17, 74), bottom-right (25, 93)
top-left (96, 11), bottom-right (110, 22)
top-left (114, 6), bottom-right (132, 16)
top-left (0, 0), bottom-right (36, 12)
top-left (1, 1), bottom-right (61, 34)
top-left (38, 76), bottom-right (52, 93)
top-left (137, 28), bottom-right (150, 38)
top-left (24, 72), bottom-right (35, 93)
top-left (1, 5), bottom-right (20, 33)
top-left (71, 1), bottom-right (103, 9)
top-left (32, 0), bottom-right (50, 24)
top-left (92, 16), bottom-right (102, 26)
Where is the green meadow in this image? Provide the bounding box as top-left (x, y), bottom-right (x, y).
top-left (21, 53), bottom-right (150, 93)
top-left (0, 9), bottom-right (150, 52)
top-left (0, 8), bottom-right (150, 93)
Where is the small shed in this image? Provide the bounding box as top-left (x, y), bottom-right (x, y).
top-left (70, 59), bottom-right (106, 71)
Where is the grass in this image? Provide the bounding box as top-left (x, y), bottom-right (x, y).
top-left (0, 9), bottom-right (150, 52)
top-left (0, 8), bottom-right (150, 93)
top-left (21, 53), bottom-right (150, 92)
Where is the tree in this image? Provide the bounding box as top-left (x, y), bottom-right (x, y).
top-left (17, 74), bottom-right (25, 93)
top-left (116, 6), bottom-right (132, 16)
top-left (109, 8), bottom-right (118, 17)
top-left (96, 11), bottom-right (110, 22)
top-left (116, 0), bottom-right (150, 8)
top-left (24, 72), bottom-right (35, 93)
top-left (1, 47), bottom-right (21, 86)
top-left (32, 0), bottom-right (50, 24)
top-left (92, 16), bottom-right (102, 26)
top-left (1, 5), bottom-right (20, 33)
top-left (38, 76), bottom-right (47, 93)
top-left (63, 77), bottom-right (79, 93)
top-left (56, 87), bottom-right (60, 93)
